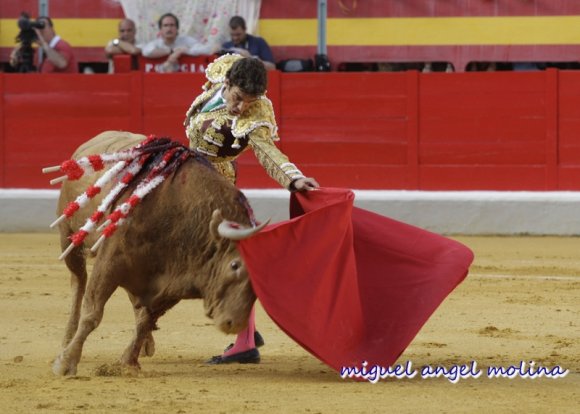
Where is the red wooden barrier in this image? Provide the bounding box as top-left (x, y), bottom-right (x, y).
top-left (558, 71), bottom-right (580, 188)
top-left (419, 71), bottom-right (549, 189)
top-left (112, 55), bottom-right (133, 73)
top-left (1, 70), bottom-right (579, 190)
top-left (277, 71), bottom-right (413, 188)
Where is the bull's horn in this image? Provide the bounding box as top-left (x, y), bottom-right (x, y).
top-left (217, 219), bottom-right (271, 240)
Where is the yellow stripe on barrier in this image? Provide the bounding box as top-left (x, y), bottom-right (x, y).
top-left (3, 16), bottom-right (580, 48)
top-left (325, 16), bottom-right (580, 46)
top-left (260, 16), bottom-right (580, 46)
top-left (0, 18), bottom-right (119, 48)
top-left (257, 19), bottom-right (318, 46)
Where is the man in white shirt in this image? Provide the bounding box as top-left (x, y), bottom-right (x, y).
top-left (104, 18), bottom-right (143, 73)
top-left (141, 13), bottom-right (215, 72)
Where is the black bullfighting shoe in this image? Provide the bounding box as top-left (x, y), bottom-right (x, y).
top-left (206, 348), bottom-right (261, 365)
top-left (223, 331), bottom-right (265, 352)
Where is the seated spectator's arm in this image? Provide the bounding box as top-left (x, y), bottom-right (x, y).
top-left (159, 47), bottom-right (186, 72)
top-left (104, 41), bottom-right (116, 58)
top-left (124, 42), bottom-right (142, 55)
top-left (260, 60), bottom-right (276, 71)
top-left (228, 47), bottom-right (251, 58)
top-left (255, 38), bottom-right (276, 71)
top-left (141, 40), bottom-right (171, 58)
top-left (184, 37), bottom-right (215, 56)
top-left (105, 40), bottom-right (141, 58)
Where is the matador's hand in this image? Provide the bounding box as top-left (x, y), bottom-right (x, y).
top-left (293, 177), bottom-right (319, 191)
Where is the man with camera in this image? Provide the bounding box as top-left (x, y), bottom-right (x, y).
top-left (10, 15), bottom-right (77, 74)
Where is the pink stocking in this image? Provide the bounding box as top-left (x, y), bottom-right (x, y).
top-left (222, 305), bottom-right (256, 356)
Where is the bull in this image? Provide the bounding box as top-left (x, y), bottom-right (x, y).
top-left (50, 131), bottom-right (266, 376)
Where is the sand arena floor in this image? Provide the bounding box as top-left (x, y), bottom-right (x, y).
top-left (0, 233), bottom-right (578, 413)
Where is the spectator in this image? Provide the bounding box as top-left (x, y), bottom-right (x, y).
top-left (512, 62), bottom-right (543, 71)
top-left (422, 62), bottom-right (454, 73)
top-left (222, 16), bottom-right (275, 71)
top-left (141, 12), bottom-right (214, 73)
top-left (10, 16), bottom-right (77, 73)
top-left (466, 62), bottom-right (497, 72)
top-left (104, 18), bottom-right (142, 73)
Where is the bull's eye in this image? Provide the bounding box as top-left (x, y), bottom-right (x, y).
top-left (230, 260), bottom-right (241, 271)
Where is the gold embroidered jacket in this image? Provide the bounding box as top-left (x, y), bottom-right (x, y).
top-left (183, 54), bottom-right (304, 188)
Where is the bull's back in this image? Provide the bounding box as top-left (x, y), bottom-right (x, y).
top-left (57, 131), bottom-right (147, 240)
top-left (57, 131), bottom-right (251, 254)
top-left (73, 131), bottom-right (146, 158)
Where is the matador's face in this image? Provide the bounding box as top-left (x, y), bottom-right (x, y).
top-left (223, 80), bottom-right (259, 116)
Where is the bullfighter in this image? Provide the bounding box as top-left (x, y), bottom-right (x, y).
top-left (183, 53), bottom-right (319, 364)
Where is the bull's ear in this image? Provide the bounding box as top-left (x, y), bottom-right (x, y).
top-left (209, 209), bottom-right (224, 243)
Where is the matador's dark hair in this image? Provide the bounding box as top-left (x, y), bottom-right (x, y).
top-left (225, 57), bottom-right (267, 96)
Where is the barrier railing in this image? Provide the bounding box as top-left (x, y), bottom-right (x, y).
top-left (113, 54), bottom-right (216, 74)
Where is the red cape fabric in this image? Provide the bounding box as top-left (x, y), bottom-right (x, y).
top-left (238, 187), bottom-right (474, 372)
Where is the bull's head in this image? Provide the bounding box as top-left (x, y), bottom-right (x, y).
top-left (203, 209), bottom-right (269, 334)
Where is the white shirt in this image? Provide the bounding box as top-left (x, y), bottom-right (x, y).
top-left (141, 35), bottom-right (212, 57)
top-left (200, 87), bottom-right (226, 113)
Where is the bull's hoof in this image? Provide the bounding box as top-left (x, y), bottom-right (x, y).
top-left (140, 338), bottom-right (156, 357)
top-left (206, 348), bottom-right (260, 365)
top-left (52, 354), bottom-right (78, 376)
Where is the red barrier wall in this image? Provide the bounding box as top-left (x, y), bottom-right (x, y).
top-left (1, 70), bottom-right (579, 190)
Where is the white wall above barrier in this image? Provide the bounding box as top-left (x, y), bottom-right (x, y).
top-left (1, 189), bottom-right (580, 235)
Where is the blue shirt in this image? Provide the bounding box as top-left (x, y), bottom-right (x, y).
top-left (222, 34), bottom-right (274, 64)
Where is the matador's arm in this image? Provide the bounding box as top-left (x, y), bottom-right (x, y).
top-left (248, 127), bottom-right (305, 190)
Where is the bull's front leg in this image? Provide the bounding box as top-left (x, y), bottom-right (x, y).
top-left (141, 331), bottom-right (156, 357)
top-left (60, 232), bottom-right (88, 348)
top-left (127, 292), bottom-right (155, 357)
top-left (120, 299), bottom-right (178, 369)
top-left (53, 269), bottom-right (117, 376)
top-left (120, 305), bottom-right (159, 368)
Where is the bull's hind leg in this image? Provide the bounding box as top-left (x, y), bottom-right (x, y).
top-left (59, 227), bottom-right (88, 348)
top-left (52, 262), bottom-right (117, 376)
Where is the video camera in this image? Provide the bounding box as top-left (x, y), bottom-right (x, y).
top-left (16, 12), bottom-right (45, 44)
top-left (14, 12), bottom-right (45, 73)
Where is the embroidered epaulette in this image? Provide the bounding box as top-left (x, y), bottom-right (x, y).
top-left (205, 53), bottom-right (243, 86)
top-left (232, 97), bottom-right (279, 141)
